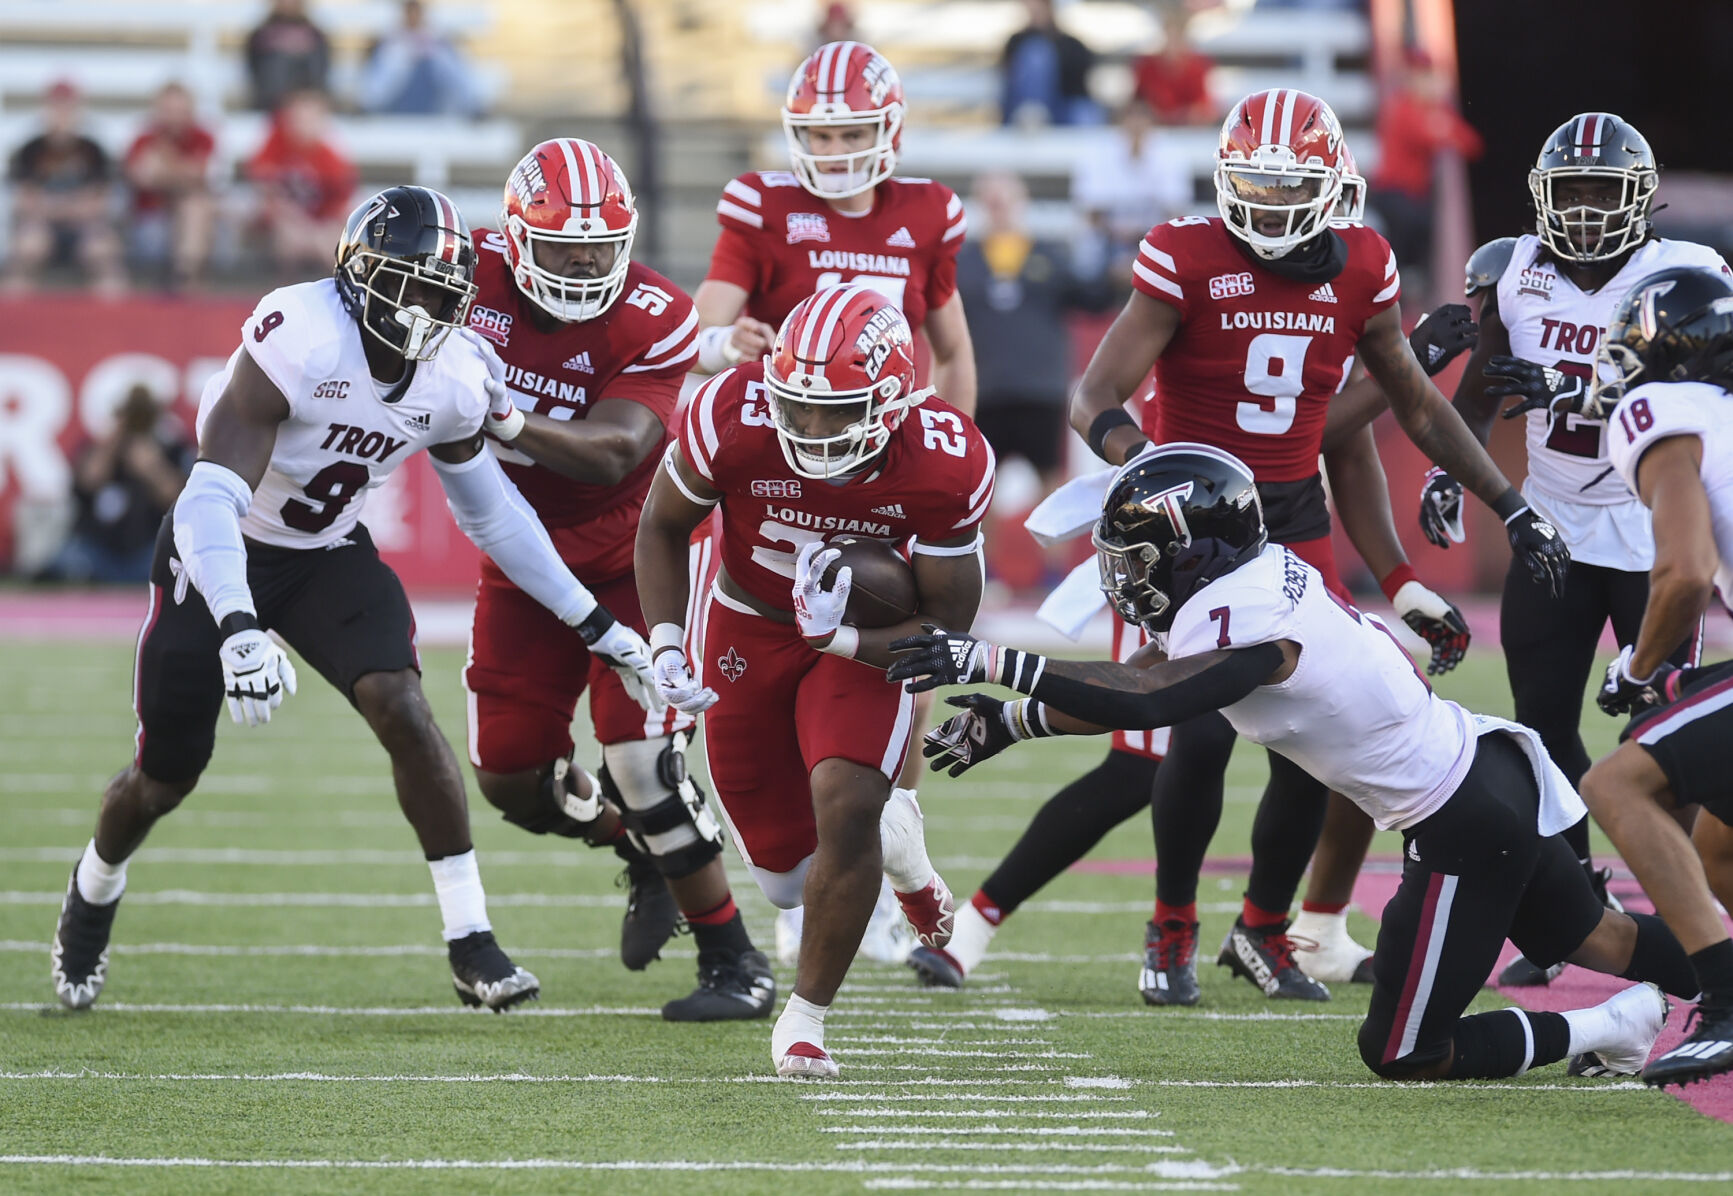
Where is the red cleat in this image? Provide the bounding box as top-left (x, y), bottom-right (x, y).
top-left (893, 874), bottom-right (955, 950)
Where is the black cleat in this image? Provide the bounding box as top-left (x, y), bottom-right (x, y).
top-left (1497, 955), bottom-right (1566, 987)
top-left (51, 869), bottom-right (120, 1010)
top-left (1587, 865), bottom-right (1624, 913)
top-left (618, 852), bottom-right (682, 971)
top-left (1567, 1051), bottom-right (1623, 1078)
top-left (1217, 918), bottom-right (1331, 1001)
top-left (1641, 1004), bottom-right (1733, 1088)
top-left (448, 930), bottom-right (540, 1011)
top-left (908, 945), bottom-right (965, 989)
top-left (661, 948), bottom-right (776, 1021)
top-left (1140, 919), bottom-right (1201, 1007)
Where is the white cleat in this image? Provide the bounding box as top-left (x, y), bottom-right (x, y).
top-left (774, 905), bottom-right (804, 967)
top-left (1288, 909), bottom-right (1375, 984)
top-left (859, 877), bottom-right (918, 963)
top-left (775, 1041), bottom-right (840, 1080)
top-left (1578, 982), bottom-right (1669, 1076)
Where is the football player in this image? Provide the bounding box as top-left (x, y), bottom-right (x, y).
top-left (891, 444), bottom-right (1701, 1083)
top-left (50, 187), bottom-right (661, 1013)
top-left (635, 284), bottom-right (994, 1078)
top-left (1578, 266), bottom-right (1733, 1086)
top-left (691, 40), bottom-right (976, 964)
top-left (1414, 115), bottom-right (1729, 987)
top-left (461, 139), bottom-right (772, 1020)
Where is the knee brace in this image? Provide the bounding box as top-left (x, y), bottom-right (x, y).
top-left (499, 752), bottom-right (605, 840)
top-left (601, 732), bottom-right (723, 880)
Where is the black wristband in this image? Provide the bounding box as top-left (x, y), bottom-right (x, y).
top-left (1086, 409), bottom-right (1140, 462)
top-left (574, 606), bottom-right (616, 644)
top-left (1490, 488), bottom-right (1526, 523)
top-left (218, 612), bottom-right (261, 638)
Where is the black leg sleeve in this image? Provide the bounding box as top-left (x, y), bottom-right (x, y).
top-left (1500, 554), bottom-right (1609, 788)
top-left (1244, 749), bottom-right (1328, 915)
top-left (1620, 911), bottom-right (1704, 1000)
top-left (1151, 711), bottom-right (1237, 908)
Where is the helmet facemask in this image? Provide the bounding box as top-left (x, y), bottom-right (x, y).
top-left (342, 250), bottom-right (476, 362)
top-left (1093, 529), bottom-right (1173, 632)
top-left (504, 211), bottom-right (636, 323)
top-left (764, 368), bottom-right (916, 479)
top-left (1216, 148), bottom-right (1341, 260)
top-left (1529, 167), bottom-right (1657, 264)
top-left (783, 109), bottom-right (902, 199)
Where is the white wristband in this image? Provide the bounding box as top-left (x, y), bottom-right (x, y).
top-left (489, 404), bottom-right (526, 443)
top-left (820, 625), bottom-right (860, 659)
top-left (695, 324), bottom-right (746, 374)
top-left (650, 622), bottom-right (686, 657)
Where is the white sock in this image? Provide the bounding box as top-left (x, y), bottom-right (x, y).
top-left (1290, 909), bottom-right (1346, 938)
top-left (428, 849), bottom-right (491, 941)
top-left (946, 901), bottom-right (997, 975)
top-left (75, 840), bottom-right (127, 906)
top-left (772, 993), bottom-right (830, 1057)
top-left (1561, 1004), bottom-right (1610, 1056)
top-left (880, 787), bottom-right (935, 893)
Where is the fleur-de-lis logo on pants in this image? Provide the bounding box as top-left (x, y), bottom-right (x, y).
top-left (718, 647), bottom-right (747, 682)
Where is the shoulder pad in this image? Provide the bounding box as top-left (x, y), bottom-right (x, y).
top-left (1465, 237), bottom-right (1518, 298)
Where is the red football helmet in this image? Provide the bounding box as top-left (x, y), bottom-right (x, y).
top-left (783, 41), bottom-right (905, 200)
top-left (764, 284), bottom-right (925, 478)
top-left (500, 138), bottom-right (637, 322)
top-left (1214, 89), bottom-right (1347, 259)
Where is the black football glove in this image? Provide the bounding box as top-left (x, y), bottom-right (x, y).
top-left (1487, 355), bottom-right (1588, 420)
top-left (888, 626), bottom-right (993, 693)
top-left (1597, 646), bottom-right (1684, 716)
top-left (1418, 467), bottom-right (1466, 550)
top-left (923, 693), bottom-right (1028, 777)
top-left (1409, 303), bottom-right (1478, 376)
top-left (1504, 505), bottom-right (1570, 598)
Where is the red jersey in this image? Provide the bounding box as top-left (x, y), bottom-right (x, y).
top-left (246, 129), bottom-right (355, 220)
top-left (1132, 217), bottom-right (1400, 483)
top-left (706, 171), bottom-right (965, 336)
top-left (469, 230), bottom-right (698, 577)
top-left (677, 363), bottom-right (994, 613)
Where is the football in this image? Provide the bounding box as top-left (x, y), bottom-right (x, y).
top-left (823, 536), bottom-right (919, 628)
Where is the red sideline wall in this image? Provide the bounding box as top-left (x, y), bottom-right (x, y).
top-left (0, 294), bottom-right (480, 591)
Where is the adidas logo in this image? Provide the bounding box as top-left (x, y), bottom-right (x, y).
top-left (886, 226), bottom-right (917, 248)
top-left (871, 503), bottom-right (906, 518)
top-left (407, 411), bottom-right (432, 429)
top-left (1307, 282), bottom-right (1338, 304)
top-left (563, 351), bottom-right (594, 373)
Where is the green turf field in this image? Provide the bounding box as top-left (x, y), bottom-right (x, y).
top-left (1, 639), bottom-right (1730, 1194)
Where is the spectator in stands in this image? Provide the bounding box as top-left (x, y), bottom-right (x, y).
top-left (3, 80), bottom-right (126, 296)
top-left (247, 89), bottom-right (357, 279)
top-left (1368, 48), bottom-right (1484, 274)
top-left (1000, 0), bottom-right (1101, 127)
top-left (123, 82), bottom-right (217, 290)
top-left (246, 0), bottom-right (332, 113)
top-left (359, 1), bottom-right (485, 117)
top-left (40, 384), bottom-right (194, 584)
top-left (812, 2), bottom-right (859, 50)
top-left (1071, 99), bottom-right (1192, 290)
top-left (1132, 3), bottom-right (1216, 125)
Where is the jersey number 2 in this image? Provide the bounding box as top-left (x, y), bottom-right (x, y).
top-left (280, 462), bottom-right (369, 534)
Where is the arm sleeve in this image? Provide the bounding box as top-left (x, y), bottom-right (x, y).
top-left (1025, 643), bottom-right (1285, 730)
top-left (172, 460), bottom-right (258, 623)
top-left (430, 447), bottom-right (599, 627)
top-left (1130, 224), bottom-right (1189, 318)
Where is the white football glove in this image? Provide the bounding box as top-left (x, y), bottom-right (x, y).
top-left (793, 541), bottom-right (851, 646)
top-left (466, 332), bottom-right (523, 442)
top-left (652, 647), bottom-right (720, 714)
top-left (583, 616), bottom-right (664, 713)
top-left (1389, 579), bottom-right (1472, 676)
top-left (218, 627), bottom-right (298, 727)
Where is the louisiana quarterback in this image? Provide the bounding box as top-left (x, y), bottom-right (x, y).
top-left (1063, 89), bottom-right (1566, 1007)
top-left (462, 138), bottom-right (773, 1021)
top-left (635, 284), bottom-right (994, 1078)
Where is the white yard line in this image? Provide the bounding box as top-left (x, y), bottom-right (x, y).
top-left (833, 1141), bottom-right (1192, 1154)
top-left (0, 1157), bottom-right (1229, 1177)
top-left (819, 1110), bottom-right (1158, 1120)
top-left (866, 1182), bottom-right (1235, 1193)
top-left (819, 1126), bottom-right (1175, 1138)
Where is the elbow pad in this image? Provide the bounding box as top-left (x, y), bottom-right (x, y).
top-left (172, 461), bottom-right (257, 623)
top-left (432, 448), bottom-right (598, 626)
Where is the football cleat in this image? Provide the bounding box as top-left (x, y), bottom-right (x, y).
top-left (448, 930), bottom-right (540, 1011)
top-left (618, 852), bottom-right (682, 971)
top-left (908, 945), bottom-right (965, 989)
top-left (1217, 919), bottom-right (1331, 1001)
top-left (1141, 919), bottom-right (1201, 1007)
top-left (1497, 955), bottom-right (1566, 987)
top-left (51, 869), bottom-right (120, 1010)
top-left (860, 877), bottom-right (918, 963)
top-left (776, 1040), bottom-right (839, 1080)
top-left (1575, 982), bottom-right (1668, 1077)
top-left (661, 948), bottom-right (776, 1022)
top-left (1587, 865), bottom-right (1625, 913)
top-left (893, 875), bottom-right (955, 950)
top-left (1641, 1002), bottom-right (1733, 1088)
top-left (1288, 909), bottom-right (1375, 984)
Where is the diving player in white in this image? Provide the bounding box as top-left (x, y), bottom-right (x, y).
top-left (50, 187), bottom-right (661, 1013)
top-left (889, 443), bottom-right (1702, 1081)
top-left (1417, 115), bottom-right (1729, 985)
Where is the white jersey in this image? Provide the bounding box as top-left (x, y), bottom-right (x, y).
top-left (1163, 544), bottom-right (1477, 831)
top-left (1496, 234), bottom-right (1730, 568)
top-left (1608, 380), bottom-right (1733, 602)
top-left (195, 280), bottom-right (492, 549)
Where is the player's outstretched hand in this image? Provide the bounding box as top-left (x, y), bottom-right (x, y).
top-left (218, 627), bottom-right (298, 727)
top-left (923, 693), bottom-right (1027, 777)
top-left (1597, 646), bottom-right (1682, 716)
top-left (1504, 505), bottom-right (1571, 598)
top-left (887, 625), bottom-right (993, 694)
top-left (579, 609), bottom-right (665, 712)
top-left (728, 316), bottom-right (775, 363)
top-left (793, 541), bottom-right (851, 647)
top-left (1409, 303), bottom-right (1478, 376)
top-left (1418, 468), bottom-right (1465, 549)
top-left (651, 647), bottom-right (718, 715)
top-left (1487, 355), bottom-right (1584, 420)
top-left (1390, 580), bottom-right (1471, 675)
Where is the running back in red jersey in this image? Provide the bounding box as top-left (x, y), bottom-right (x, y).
top-left (706, 170), bottom-right (966, 335)
top-left (1132, 216), bottom-right (1401, 483)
